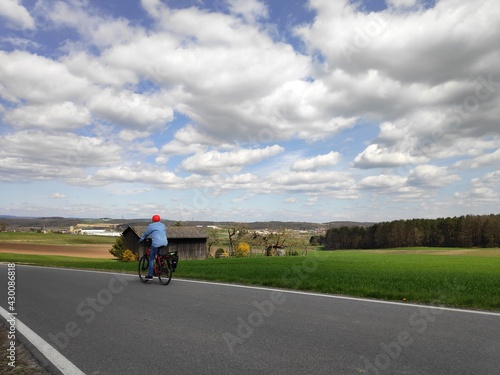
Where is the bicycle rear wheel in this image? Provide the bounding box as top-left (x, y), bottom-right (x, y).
top-left (138, 256), bottom-right (150, 282)
top-left (158, 258), bottom-right (172, 285)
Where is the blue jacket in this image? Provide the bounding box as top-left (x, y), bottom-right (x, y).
top-left (139, 222), bottom-right (168, 248)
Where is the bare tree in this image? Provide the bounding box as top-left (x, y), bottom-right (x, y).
top-left (226, 224), bottom-right (248, 256)
top-left (206, 228), bottom-right (220, 258)
top-left (265, 228), bottom-right (288, 256)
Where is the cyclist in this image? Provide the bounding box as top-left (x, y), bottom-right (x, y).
top-left (139, 214), bottom-right (168, 280)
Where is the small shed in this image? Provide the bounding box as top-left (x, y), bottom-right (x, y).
top-left (122, 225), bottom-right (208, 260)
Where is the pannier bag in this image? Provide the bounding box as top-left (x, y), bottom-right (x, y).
top-left (169, 251), bottom-right (179, 272)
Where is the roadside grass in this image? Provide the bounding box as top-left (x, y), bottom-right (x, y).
top-left (0, 254), bottom-right (135, 272)
top-left (0, 323), bottom-right (50, 375)
top-left (0, 232), bottom-right (116, 245)
top-left (363, 247), bottom-right (500, 257)
top-left (1, 249), bottom-right (499, 311)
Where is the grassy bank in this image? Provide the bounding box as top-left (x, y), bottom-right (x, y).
top-left (1, 249), bottom-right (499, 311)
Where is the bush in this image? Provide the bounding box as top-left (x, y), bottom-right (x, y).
top-left (109, 237), bottom-right (138, 261)
top-left (235, 242), bottom-right (250, 257)
top-left (122, 249), bottom-right (137, 262)
top-left (109, 236), bottom-right (125, 259)
top-left (215, 248), bottom-right (225, 258)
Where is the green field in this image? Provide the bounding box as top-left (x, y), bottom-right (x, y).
top-left (0, 232), bottom-right (117, 245)
top-left (1, 248), bottom-right (499, 311)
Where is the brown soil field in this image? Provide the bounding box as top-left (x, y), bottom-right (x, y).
top-left (0, 242), bottom-right (113, 258)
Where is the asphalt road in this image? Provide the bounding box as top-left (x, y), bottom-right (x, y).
top-left (0, 264), bottom-right (499, 375)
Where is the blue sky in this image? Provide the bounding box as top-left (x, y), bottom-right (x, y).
top-left (0, 0), bottom-right (498, 223)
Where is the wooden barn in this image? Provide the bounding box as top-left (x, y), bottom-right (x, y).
top-left (122, 225), bottom-right (208, 260)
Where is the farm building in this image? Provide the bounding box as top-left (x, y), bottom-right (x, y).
top-left (122, 225), bottom-right (208, 260)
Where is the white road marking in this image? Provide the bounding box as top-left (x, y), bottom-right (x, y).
top-left (0, 305), bottom-right (86, 375)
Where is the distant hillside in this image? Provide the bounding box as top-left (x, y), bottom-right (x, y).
top-left (0, 217), bottom-right (81, 230)
top-left (0, 216), bottom-right (372, 232)
top-left (322, 221), bottom-right (375, 228)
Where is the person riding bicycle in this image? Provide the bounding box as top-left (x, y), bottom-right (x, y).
top-left (139, 214), bottom-right (168, 280)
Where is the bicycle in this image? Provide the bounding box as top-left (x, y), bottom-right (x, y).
top-left (138, 238), bottom-right (177, 285)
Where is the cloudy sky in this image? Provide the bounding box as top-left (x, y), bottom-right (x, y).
top-left (0, 0), bottom-right (499, 223)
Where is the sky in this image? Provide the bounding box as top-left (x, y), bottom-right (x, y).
top-left (0, 0), bottom-right (499, 223)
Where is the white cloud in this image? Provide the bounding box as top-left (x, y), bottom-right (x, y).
top-left (475, 170), bottom-right (500, 186)
top-left (92, 164), bottom-right (182, 187)
top-left (262, 170), bottom-right (355, 193)
top-left (47, 1), bottom-right (144, 49)
top-left (0, 51), bottom-right (92, 104)
top-left (0, 0), bottom-right (35, 30)
top-left (296, 0), bottom-right (500, 160)
top-left (354, 144), bottom-right (425, 169)
top-left (96, 4), bottom-right (314, 144)
top-left (49, 193), bottom-right (66, 199)
top-left (455, 170), bottom-right (500, 204)
top-left (292, 151), bottom-right (341, 171)
top-left (385, 0), bottom-right (419, 8)
top-left (358, 175), bottom-right (407, 190)
top-left (87, 89), bottom-right (174, 130)
top-left (463, 170), bottom-right (500, 202)
top-left (454, 148), bottom-right (500, 169)
top-left (407, 165), bottom-right (460, 187)
top-left (181, 145), bottom-right (284, 174)
top-left (227, 0), bottom-right (269, 24)
top-left (5, 102), bottom-right (90, 130)
top-left (141, 0), bottom-right (163, 19)
top-left (0, 131), bottom-right (121, 182)
top-left (62, 52), bottom-right (136, 87)
top-left (0, 0), bottom-right (499, 221)
top-left (118, 130), bottom-right (148, 142)
top-left (0, 36), bottom-right (40, 50)
top-left (159, 125), bottom-right (224, 156)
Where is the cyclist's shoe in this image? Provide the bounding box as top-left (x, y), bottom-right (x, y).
top-left (145, 275), bottom-right (153, 280)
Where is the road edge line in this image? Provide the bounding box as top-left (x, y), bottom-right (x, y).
top-left (0, 305), bottom-right (85, 375)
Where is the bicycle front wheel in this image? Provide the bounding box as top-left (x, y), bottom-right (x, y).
top-left (138, 256), bottom-right (150, 282)
top-left (158, 258), bottom-right (172, 285)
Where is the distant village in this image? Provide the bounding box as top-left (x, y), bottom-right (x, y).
top-left (0, 216), bottom-right (332, 237)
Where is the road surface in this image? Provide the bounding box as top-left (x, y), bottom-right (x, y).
top-left (0, 264), bottom-right (499, 374)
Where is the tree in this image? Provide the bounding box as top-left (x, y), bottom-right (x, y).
top-left (321, 214), bottom-right (500, 250)
top-left (109, 236), bottom-right (126, 259)
top-left (227, 227), bottom-right (236, 256)
top-left (264, 229), bottom-right (287, 256)
top-left (226, 224), bottom-right (247, 256)
top-left (206, 228), bottom-right (220, 258)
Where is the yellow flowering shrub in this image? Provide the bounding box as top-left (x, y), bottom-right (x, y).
top-left (122, 249), bottom-right (137, 262)
top-left (235, 242), bottom-right (250, 257)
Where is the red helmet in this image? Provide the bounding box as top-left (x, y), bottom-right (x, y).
top-left (152, 214), bottom-right (161, 222)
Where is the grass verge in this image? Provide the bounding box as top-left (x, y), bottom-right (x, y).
top-left (0, 323), bottom-right (51, 375)
top-left (1, 250), bottom-right (499, 311)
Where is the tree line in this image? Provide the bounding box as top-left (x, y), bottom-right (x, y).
top-left (315, 214), bottom-right (500, 250)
